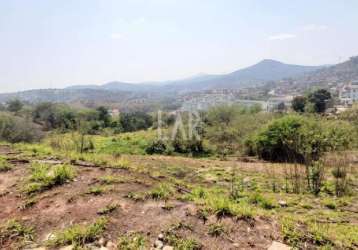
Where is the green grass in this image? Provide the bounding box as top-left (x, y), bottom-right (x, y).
top-left (117, 232), bottom-right (147, 250)
top-left (97, 203), bottom-right (119, 215)
top-left (147, 183), bottom-right (174, 200)
top-left (248, 192), bottom-right (277, 209)
top-left (23, 163), bottom-right (76, 194)
top-left (18, 197), bottom-right (38, 210)
top-left (47, 217), bottom-right (107, 247)
top-left (87, 186), bottom-right (106, 196)
top-left (125, 191), bottom-right (146, 202)
top-left (0, 156), bottom-right (12, 172)
top-left (281, 216), bottom-right (305, 247)
top-left (164, 230), bottom-right (201, 250)
top-left (10, 132), bottom-right (358, 250)
top-left (208, 223), bottom-right (226, 237)
top-left (95, 130), bottom-right (157, 155)
top-left (0, 219), bottom-right (34, 245)
top-left (99, 175), bottom-right (126, 184)
top-left (322, 198), bottom-right (337, 210)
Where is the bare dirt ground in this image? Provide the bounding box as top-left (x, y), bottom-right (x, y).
top-left (0, 145), bottom-right (284, 250)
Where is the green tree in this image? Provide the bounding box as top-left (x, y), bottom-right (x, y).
top-left (96, 106), bottom-right (111, 127)
top-left (307, 89), bottom-right (332, 113)
top-left (292, 96), bottom-right (306, 113)
top-left (7, 99), bottom-right (23, 113)
top-left (119, 112), bottom-right (153, 132)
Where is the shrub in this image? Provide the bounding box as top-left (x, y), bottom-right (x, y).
top-left (292, 96), bottom-right (307, 113)
top-left (307, 89), bottom-right (332, 113)
top-left (32, 103), bottom-right (78, 131)
top-left (145, 140), bottom-right (167, 154)
top-left (172, 134), bottom-right (211, 156)
top-left (119, 112), bottom-right (153, 132)
top-left (248, 115), bottom-right (354, 163)
top-left (6, 99), bottom-right (23, 113)
top-left (0, 112), bottom-right (43, 143)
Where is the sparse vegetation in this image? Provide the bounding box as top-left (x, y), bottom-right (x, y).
top-left (0, 219), bottom-right (34, 246)
top-left (117, 232), bottom-right (147, 250)
top-left (97, 203), bottom-right (119, 215)
top-left (47, 217), bottom-right (107, 247)
top-left (0, 156), bottom-right (11, 172)
top-left (147, 183), bottom-right (174, 200)
top-left (0, 100), bottom-right (357, 249)
top-left (87, 186), bottom-right (106, 196)
top-left (23, 163), bottom-right (76, 194)
top-left (207, 223), bottom-right (226, 237)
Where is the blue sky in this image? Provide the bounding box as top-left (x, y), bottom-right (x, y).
top-left (0, 0), bottom-right (358, 92)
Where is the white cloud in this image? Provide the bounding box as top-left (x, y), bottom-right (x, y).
top-left (268, 33), bottom-right (297, 41)
top-left (303, 24), bottom-right (328, 32)
top-left (110, 33), bottom-right (123, 39)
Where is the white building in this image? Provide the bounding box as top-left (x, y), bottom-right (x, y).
top-left (339, 81), bottom-right (358, 106)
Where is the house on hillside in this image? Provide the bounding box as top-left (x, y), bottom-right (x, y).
top-left (109, 108), bottom-right (120, 117)
top-left (339, 80), bottom-right (358, 106)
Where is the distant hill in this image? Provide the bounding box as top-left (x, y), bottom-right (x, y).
top-left (293, 56), bottom-right (358, 87)
top-left (65, 59), bottom-right (324, 93)
top-left (0, 59), bottom-right (327, 103)
top-left (67, 82), bottom-right (159, 92)
top-left (162, 59), bottom-right (324, 92)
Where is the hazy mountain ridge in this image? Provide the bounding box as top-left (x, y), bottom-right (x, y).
top-left (63, 59), bottom-right (324, 93)
top-left (294, 56), bottom-right (358, 86)
top-left (0, 58), bottom-right (348, 104)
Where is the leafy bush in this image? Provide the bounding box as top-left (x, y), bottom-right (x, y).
top-left (172, 134), bottom-right (211, 156)
top-left (307, 89), bottom-right (332, 113)
top-left (0, 112), bottom-right (43, 143)
top-left (6, 99), bottom-right (24, 113)
top-left (205, 106), bottom-right (274, 156)
top-left (247, 115), bottom-right (354, 163)
top-left (32, 103), bottom-right (77, 131)
top-left (292, 96), bottom-right (307, 113)
top-left (145, 139), bottom-right (167, 154)
top-left (119, 111), bottom-right (153, 132)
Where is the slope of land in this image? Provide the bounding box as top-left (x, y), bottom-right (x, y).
top-left (0, 137), bottom-right (357, 249)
